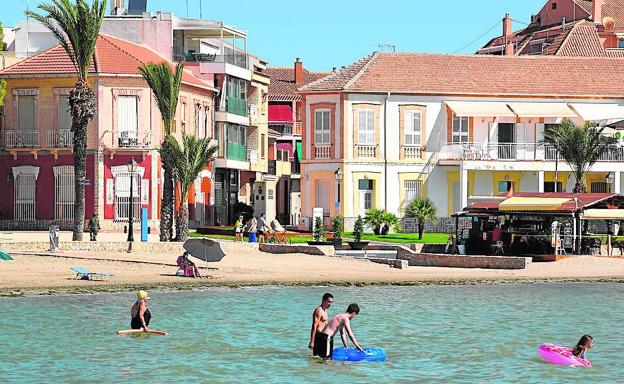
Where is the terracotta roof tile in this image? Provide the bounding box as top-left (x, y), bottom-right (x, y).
top-left (301, 51), bottom-right (624, 98)
top-left (556, 21), bottom-right (606, 56)
top-left (0, 34), bottom-right (212, 90)
top-left (573, 0), bottom-right (594, 14)
top-left (264, 67), bottom-right (328, 100)
top-left (603, 0), bottom-right (624, 27)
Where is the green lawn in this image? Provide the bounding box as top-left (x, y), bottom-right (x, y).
top-left (189, 231), bottom-right (446, 244)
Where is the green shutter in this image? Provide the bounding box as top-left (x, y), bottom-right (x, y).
top-left (296, 142), bottom-right (303, 161)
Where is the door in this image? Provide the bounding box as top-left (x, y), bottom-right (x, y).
top-left (498, 123), bottom-right (515, 159)
top-left (452, 181), bottom-right (461, 214)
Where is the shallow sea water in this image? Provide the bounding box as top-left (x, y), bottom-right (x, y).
top-left (1, 283), bottom-right (623, 383)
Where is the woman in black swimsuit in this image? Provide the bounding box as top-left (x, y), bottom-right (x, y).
top-left (131, 290), bottom-right (151, 330)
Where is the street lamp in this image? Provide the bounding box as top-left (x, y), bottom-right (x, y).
top-left (127, 158), bottom-right (138, 242)
top-left (334, 168), bottom-right (343, 208)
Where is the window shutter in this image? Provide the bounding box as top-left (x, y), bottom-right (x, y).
top-left (18, 96), bottom-right (36, 131)
top-left (58, 96), bottom-right (71, 131)
top-left (118, 96), bottom-right (138, 138)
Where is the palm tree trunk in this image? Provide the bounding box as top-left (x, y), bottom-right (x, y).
top-left (418, 218), bottom-right (424, 240)
top-left (176, 193), bottom-right (190, 242)
top-left (160, 163), bottom-right (174, 241)
top-left (574, 170), bottom-right (587, 193)
top-left (70, 82), bottom-right (96, 241)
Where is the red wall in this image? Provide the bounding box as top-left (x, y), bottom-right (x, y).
top-left (103, 155), bottom-right (152, 220)
top-left (0, 154), bottom-right (95, 220)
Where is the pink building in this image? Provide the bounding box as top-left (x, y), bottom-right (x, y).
top-left (0, 34), bottom-right (215, 230)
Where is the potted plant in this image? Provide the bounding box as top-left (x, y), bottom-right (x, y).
top-left (348, 215), bottom-right (369, 250)
top-left (363, 208), bottom-right (385, 235)
top-left (380, 211), bottom-right (400, 235)
top-left (308, 217), bottom-right (332, 245)
top-left (330, 216), bottom-right (343, 248)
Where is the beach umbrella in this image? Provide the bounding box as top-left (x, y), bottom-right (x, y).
top-left (183, 239), bottom-right (226, 270)
top-left (0, 251), bottom-right (13, 261)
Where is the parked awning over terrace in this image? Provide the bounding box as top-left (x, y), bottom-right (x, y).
top-left (569, 103), bottom-right (624, 121)
top-left (498, 197), bottom-right (571, 211)
top-left (582, 209), bottom-right (624, 220)
top-left (506, 102), bottom-right (577, 118)
top-left (446, 101), bottom-right (516, 117)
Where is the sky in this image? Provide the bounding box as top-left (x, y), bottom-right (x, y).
top-left (2, 0), bottom-right (547, 71)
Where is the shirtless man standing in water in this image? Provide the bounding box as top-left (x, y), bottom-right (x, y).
top-left (309, 293), bottom-right (334, 355)
top-left (316, 303), bottom-right (364, 360)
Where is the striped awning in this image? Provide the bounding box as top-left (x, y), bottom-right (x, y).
top-left (507, 102), bottom-right (577, 118)
top-left (446, 101), bottom-right (516, 117)
top-left (499, 197), bottom-right (571, 211)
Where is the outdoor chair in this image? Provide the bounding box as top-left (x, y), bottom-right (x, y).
top-left (71, 267), bottom-right (113, 281)
top-left (612, 240), bottom-right (624, 256)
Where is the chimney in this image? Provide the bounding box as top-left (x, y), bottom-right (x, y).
top-left (593, 0), bottom-right (603, 22)
top-left (503, 13), bottom-right (512, 38)
top-left (294, 58), bottom-right (303, 85)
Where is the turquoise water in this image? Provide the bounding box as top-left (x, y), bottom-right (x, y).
top-left (1, 283), bottom-right (623, 383)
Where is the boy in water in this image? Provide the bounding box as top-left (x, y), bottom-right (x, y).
top-left (316, 303), bottom-right (364, 360)
top-left (309, 293), bottom-right (334, 355)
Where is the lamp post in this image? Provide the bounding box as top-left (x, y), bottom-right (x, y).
top-left (127, 158), bottom-right (137, 242)
top-left (334, 168), bottom-right (343, 212)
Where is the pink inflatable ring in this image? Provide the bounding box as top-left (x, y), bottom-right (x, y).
top-left (538, 343), bottom-right (591, 367)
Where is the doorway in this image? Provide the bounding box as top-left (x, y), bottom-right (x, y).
top-left (498, 123), bottom-right (515, 159)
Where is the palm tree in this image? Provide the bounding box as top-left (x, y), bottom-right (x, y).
top-left (363, 208), bottom-right (385, 235)
top-left (164, 133), bottom-right (217, 242)
top-left (27, 0), bottom-right (106, 241)
top-left (405, 197), bottom-right (437, 240)
top-left (544, 121), bottom-right (613, 193)
top-left (138, 62), bottom-right (183, 242)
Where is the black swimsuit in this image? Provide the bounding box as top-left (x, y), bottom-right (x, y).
top-left (131, 302), bottom-right (151, 329)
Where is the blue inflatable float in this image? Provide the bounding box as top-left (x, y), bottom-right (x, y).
top-left (332, 347), bottom-right (387, 362)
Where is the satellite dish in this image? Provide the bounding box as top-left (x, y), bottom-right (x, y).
top-left (603, 16), bottom-right (615, 30)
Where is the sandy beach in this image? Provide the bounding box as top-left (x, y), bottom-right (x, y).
top-left (2, 241), bottom-right (624, 295)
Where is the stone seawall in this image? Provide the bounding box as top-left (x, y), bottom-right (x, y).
top-left (259, 243), bottom-right (335, 256)
top-left (0, 241), bottom-right (186, 253)
top-left (398, 252), bottom-right (530, 270)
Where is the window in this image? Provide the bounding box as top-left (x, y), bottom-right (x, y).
top-left (591, 182), bottom-right (609, 193)
top-left (268, 189), bottom-right (274, 200)
top-left (118, 96), bottom-right (138, 145)
top-left (498, 181), bottom-right (513, 193)
top-left (226, 76), bottom-right (247, 116)
top-left (451, 115), bottom-right (469, 144)
top-left (314, 110), bottom-right (331, 145)
top-left (619, 39), bottom-right (624, 49)
top-left (544, 181), bottom-right (563, 193)
top-left (315, 180), bottom-right (330, 215)
top-left (226, 123), bottom-right (247, 161)
top-left (180, 101), bottom-right (187, 132)
top-left (358, 110), bottom-right (375, 145)
top-left (18, 95), bottom-right (36, 131)
top-left (14, 172), bottom-right (37, 222)
top-left (358, 179), bottom-right (374, 214)
top-left (528, 43), bottom-right (544, 55)
top-left (58, 96), bottom-right (71, 131)
top-left (277, 149), bottom-right (289, 161)
top-left (261, 134), bottom-right (266, 159)
top-left (404, 180), bottom-right (422, 203)
top-left (114, 173), bottom-right (141, 220)
top-left (54, 166), bottom-right (75, 222)
top-left (405, 111), bottom-right (422, 146)
top-left (552, 2), bottom-right (557, 10)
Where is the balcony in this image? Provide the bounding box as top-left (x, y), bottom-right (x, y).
top-left (356, 144), bottom-right (376, 158)
top-left (227, 98), bottom-right (247, 117)
top-left (47, 130), bottom-right (73, 148)
top-left (403, 145), bottom-right (423, 160)
top-left (117, 131), bottom-right (151, 149)
top-left (267, 121), bottom-right (302, 136)
top-left (4, 131), bottom-right (39, 148)
top-left (291, 160), bottom-right (301, 174)
top-left (226, 143), bottom-right (247, 161)
top-left (439, 142), bottom-right (624, 162)
top-left (315, 145), bottom-right (331, 159)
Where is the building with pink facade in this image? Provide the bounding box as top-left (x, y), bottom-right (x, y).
top-left (0, 34), bottom-right (215, 230)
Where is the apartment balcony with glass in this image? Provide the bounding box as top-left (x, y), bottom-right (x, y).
top-left (172, 19), bottom-right (249, 70)
top-left (215, 123), bottom-right (248, 162)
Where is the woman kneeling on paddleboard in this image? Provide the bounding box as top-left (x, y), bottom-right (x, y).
top-left (131, 290), bottom-right (151, 331)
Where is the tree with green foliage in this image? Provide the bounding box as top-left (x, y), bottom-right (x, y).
top-left (164, 133), bottom-right (217, 242)
top-left (27, 0), bottom-right (106, 241)
top-left (139, 62), bottom-right (183, 242)
top-left (381, 211), bottom-right (401, 234)
top-left (352, 215), bottom-right (364, 242)
top-left (0, 79), bottom-right (6, 107)
top-left (0, 20), bottom-right (6, 51)
top-left (363, 208), bottom-right (385, 235)
top-left (313, 217), bottom-right (325, 242)
top-left (405, 197), bottom-right (438, 240)
top-left (544, 121), bottom-right (613, 193)
top-left (332, 216), bottom-right (343, 239)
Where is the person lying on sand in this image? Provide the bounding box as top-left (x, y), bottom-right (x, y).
top-left (316, 303), bottom-right (364, 360)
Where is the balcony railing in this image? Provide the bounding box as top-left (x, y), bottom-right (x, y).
top-left (227, 143), bottom-right (247, 161)
top-left (315, 145), bottom-right (331, 159)
top-left (117, 131), bottom-right (151, 148)
top-left (47, 130), bottom-right (73, 148)
top-left (403, 145), bottom-right (423, 159)
top-left (439, 142), bottom-right (624, 162)
top-left (173, 52), bottom-right (249, 69)
top-left (356, 144), bottom-right (376, 158)
top-left (227, 98), bottom-right (247, 117)
top-left (4, 131), bottom-right (39, 148)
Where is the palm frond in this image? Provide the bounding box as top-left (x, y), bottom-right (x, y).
top-left (139, 62), bottom-right (184, 136)
top-left (26, 0), bottom-right (105, 81)
top-left (165, 133), bottom-right (217, 202)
